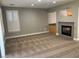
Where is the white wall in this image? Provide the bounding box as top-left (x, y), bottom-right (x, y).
top-left (0, 7), bottom-right (5, 58)
top-left (77, 8), bottom-right (79, 40)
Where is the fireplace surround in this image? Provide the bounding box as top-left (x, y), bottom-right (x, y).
top-left (58, 22), bottom-right (74, 38)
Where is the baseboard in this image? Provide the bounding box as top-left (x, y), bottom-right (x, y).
top-left (6, 31), bottom-right (49, 39)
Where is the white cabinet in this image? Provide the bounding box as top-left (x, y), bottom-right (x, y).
top-left (48, 12), bottom-right (56, 24)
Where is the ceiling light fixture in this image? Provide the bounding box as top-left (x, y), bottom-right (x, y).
top-left (38, 0), bottom-right (42, 2)
top-left (53, 1), bottom-right (56, 4)
top-left (32, 4), bottom-right (34, 6)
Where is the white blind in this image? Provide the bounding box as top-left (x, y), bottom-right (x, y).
top-left (6, 10), bottom-right (20, 32)
top-left (48, 12), bottom-right (56, 24)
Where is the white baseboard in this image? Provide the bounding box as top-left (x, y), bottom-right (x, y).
top-left (6, 31), bottom-right (49, 39)
top-left (56, 33), bottom-right (59, 36)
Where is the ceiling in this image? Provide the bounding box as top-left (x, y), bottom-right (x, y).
top-left (0, 0), bottom-right (74, 8)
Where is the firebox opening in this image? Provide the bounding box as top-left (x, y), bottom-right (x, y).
top-left (61, 25), bottom-right (72, 37)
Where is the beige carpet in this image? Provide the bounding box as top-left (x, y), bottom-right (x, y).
top-left (5, 33), bottom-right (79, 58)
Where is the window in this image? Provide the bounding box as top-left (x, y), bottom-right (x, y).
top-left (6, 10), bottom-right (20, 32)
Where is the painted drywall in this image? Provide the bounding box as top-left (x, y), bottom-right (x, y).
top-left (2, 7), bottom-right (48, 37)
top-left (77, 8), bottom-right (79, 39)
top-left (0, 7), bottom-right (5, 58)
top-left (48, 1), bottom-right (79, 39)
top-left (0, 49), bottom-right (1, 58)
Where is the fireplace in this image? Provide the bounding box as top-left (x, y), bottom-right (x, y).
top-left (58, 22), bottom-right (74, 38)
top-left (61, 25), bottom-right (72, 37)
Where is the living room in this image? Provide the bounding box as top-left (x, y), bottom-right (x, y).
top-left (0, 0), bottom-right (79, 58)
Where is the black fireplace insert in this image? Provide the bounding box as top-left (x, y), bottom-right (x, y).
top-left (61, 25), bottom-right (72, 36)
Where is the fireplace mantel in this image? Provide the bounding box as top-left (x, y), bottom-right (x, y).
top-left (59, 22), bottom-right (74, 24)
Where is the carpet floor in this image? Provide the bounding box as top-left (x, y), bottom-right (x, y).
top-left (5, 33), bottom-right (79, 58)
